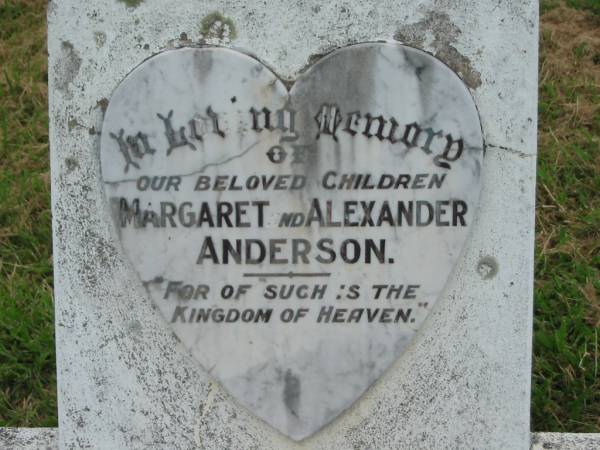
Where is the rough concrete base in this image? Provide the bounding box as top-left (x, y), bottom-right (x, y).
top-left (2, 429), bottom-right (600, 450)
top-left (531, 433), bottom-right (600, 450)
top-left (0, 428), bottom-right (58, 450)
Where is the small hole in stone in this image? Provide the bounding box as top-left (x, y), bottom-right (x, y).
top-left (477, 256), bottom-right (498, 280)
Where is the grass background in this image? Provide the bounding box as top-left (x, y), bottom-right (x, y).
top-left (0, 0), bottom-right (598, 432)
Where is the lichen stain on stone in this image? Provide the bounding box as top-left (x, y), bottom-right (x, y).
top-left (477, 256), bottom-right (499, 280)
top-left (127, 320), bottom-right (143, 335)
top-left (200, 12), bottom-right (237, 44)
top-left (55, 41), bottom-right (82, 93)
top-left (96, 98), bottom-right (109, 115)
top-left (65, 158), bottom-right (79, 174)
top-left (118, 0), bottom-right (144, 8)
top-left (94, 31), bottom-right (107, 48)
top-left (394, 11), bottom-right (482, 89)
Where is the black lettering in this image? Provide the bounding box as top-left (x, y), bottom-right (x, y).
top-left (197, 237), bottom-right (219, 264)
top-left (316, 239), bottom-right (336, 264)
top-left (160, 202), bottom-right (177, 227)
top-left (171, 306), bottom-right (188, 323)
top-left (416, 201), bottom-right (434, 226)
top-left (453, 200), bottom-right (468, 226)
top-left (292, 239), bottom-right (311, 264)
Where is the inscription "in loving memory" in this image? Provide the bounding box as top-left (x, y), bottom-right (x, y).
top-left (109, 103), bottom-right (466, 173)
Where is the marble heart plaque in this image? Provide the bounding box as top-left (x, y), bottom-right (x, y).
top-left (100, 43), bottom-right (483, 440)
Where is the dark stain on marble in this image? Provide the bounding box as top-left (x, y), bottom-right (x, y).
top-left (283, 369), bottom-right (301, 418)
top-left (118, 0), bottom-right (144, 8)
top-left (394, 11), bottom-right (482, 89)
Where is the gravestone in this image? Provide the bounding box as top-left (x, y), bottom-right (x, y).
top-left (6, 0), bottom-right (591, 449)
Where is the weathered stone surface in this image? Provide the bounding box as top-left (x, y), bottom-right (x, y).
top-left (48, 0), bottom-right (539, 448)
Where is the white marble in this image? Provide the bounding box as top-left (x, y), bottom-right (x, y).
top-left (99, 44), bottom-right (483, 440)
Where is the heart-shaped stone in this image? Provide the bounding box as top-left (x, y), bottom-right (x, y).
top-left (100, 43), bottom-right (483, 440)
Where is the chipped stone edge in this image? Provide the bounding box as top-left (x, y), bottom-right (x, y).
top-left (2, 429), bottom-right (599, 449)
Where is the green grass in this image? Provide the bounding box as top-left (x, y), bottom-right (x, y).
top-left (532, 1), bottom-right (600, 431)
top-left (0, 0), bottom-right (56, 427)
top-left (543, 0), bottom-right (600, 17)
top-left (0, 0), bottom-right (598, 432)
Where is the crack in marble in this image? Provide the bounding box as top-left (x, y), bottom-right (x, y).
top-left (103, 140), bottom-right (260, 185)
top-left (486, 143), bottom-right (534, 158)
